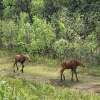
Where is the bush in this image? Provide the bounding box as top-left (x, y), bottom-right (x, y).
top-left (29, 16), bottom-right (56, 54)
top-left (53, 39), bottom-right (69, 58)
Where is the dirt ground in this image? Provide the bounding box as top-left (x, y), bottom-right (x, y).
top-left (0, 66), bottom-right (100, 94)
top-left (0, 56), bottom-right (100, 94)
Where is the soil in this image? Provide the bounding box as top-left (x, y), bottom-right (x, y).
top-left (0, 68), bottom-right (100, 94)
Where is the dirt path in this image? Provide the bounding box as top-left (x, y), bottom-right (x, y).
top-left (0, 67), bottom-right (100, 94)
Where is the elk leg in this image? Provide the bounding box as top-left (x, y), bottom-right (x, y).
top-left (60, 73), bottom-right (63, 81)
top-left (21, 63), bottom-right (24, 73)
top-left (71, 69), bottom-right (74, 81)
top-left (61, 73), bottom-right (65, 80)
top-left (13, 62), bottom-right (17, 72)
top-left (73, 69), bottom-right (79, 82)
top-left (16, 63), bottom-right (19, 71)
top-left (60, 68), bottom-right (65, 81)
top-left (63, 74), bottom-right (65, 80)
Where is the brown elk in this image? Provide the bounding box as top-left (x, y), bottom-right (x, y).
top-left (13, 54), bottom-right (31, 73)
top-left (60, 60), bottom-right (85, 81)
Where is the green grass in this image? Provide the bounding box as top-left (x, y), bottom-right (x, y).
top-left (0, 77), bottom-right (100, 100)
top-left (0, 50), bottom-right (100, 100)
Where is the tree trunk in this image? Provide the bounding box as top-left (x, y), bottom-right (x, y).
top-left (0, 32), bottom-right (3, 48)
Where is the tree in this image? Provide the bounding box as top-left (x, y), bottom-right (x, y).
top-left (1, 20), bottom-right (18, 48)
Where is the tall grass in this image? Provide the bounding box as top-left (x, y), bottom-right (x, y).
top-left (31, 55), bottom-right (59, 67)
top-left (0, 50), bottom-right (100, 100)
top-left (0, 77), bottom-right (100, 100)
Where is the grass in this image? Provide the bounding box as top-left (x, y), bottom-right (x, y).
top-left (0, 50), bottom-right (100, 100)
top-left (0, 77), bottom-right (100, 100)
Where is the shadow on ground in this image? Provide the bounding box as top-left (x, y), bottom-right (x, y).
top-left (0, 68), bottom-right (100, 94)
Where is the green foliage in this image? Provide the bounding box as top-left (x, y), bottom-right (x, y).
top-left (3, 0), bottom-right (16, 18)
top-left (0, 0), bottom-right (100, 64)
top-left (17, 13), bottom-right (32, 44)
top-left (1, 20), bottom-right (18, 47)
top-left (12, 15), bottom-right (55, 53)
top-left (31, 0), bottom-right (44, 16)
top-left (0, 0), bottom-right (100, 99)
top-left (30, 16), bottom-right (55, 53)
top-left (0, 77), bottom-right (100, 100)
top-left (53, 39), bottom-right (69, 58)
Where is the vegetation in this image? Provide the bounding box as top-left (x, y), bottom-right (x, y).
top-left (0, 55), bottom-right (100, 100)
top-left (0, 0), bottom-right (100, 64)
top-left (0, 77), bottom-right (100, 100)
top-left (0, 0), bottom-right (100, 99)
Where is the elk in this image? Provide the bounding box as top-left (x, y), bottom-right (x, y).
top-left (13, 54), bottom-right (31, 73)
top-left (60, 60), bottom-right (85, 81)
